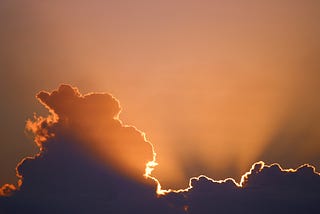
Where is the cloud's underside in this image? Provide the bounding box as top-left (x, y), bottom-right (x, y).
top-left (1, 85), bottom-right (319, 214)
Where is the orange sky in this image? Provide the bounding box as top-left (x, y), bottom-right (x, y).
top-left (0, 0), bottom-right (320, 189)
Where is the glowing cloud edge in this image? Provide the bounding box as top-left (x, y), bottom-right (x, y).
top-left (1, 84), bottom-right (320, 197)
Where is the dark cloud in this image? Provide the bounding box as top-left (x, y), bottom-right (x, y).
top-left (0, 85), bottom-right (180, 213)
top-left (33, 84), bottom-right (154, 180)
top-left (167, 162), bottom-right (320, 214)
top-left (1, 85), bottom-right (320, 214)
top-left (0, 136), bottom-right (178, 213)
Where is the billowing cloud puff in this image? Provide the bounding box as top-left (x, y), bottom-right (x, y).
top-left (33, 84), bottom-right (155, 180)
top-left (1, 85), bottom-right (320, 214)
top-left (0, 85), bottom-right (180, 214)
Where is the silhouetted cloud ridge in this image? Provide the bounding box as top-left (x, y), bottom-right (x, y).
top-left (1, 84), bottom-right (320, 214)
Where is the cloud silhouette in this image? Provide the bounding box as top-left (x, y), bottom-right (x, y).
top-left (1, 84), bottom-right (320, 214)
top-left (165, 162), bottom-right (320, 214)
top-left (34, 84), bottom-right (155, 180)
top-left (0, 85), bottom-right (179, 213)
top-left (0, 132), bottom-right (178, 213)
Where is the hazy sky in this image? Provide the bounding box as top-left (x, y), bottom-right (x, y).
top-left (1, 0), bottom-right (320, 189)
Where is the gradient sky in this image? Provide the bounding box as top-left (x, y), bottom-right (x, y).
top-left (1, 0), bottom-right (320, 189)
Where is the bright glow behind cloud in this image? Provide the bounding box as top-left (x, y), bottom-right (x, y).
top-left (0, 0), bottom-right (320, 188)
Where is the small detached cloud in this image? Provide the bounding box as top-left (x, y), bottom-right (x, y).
top-left (0, 184), bottom-right (16, 197)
